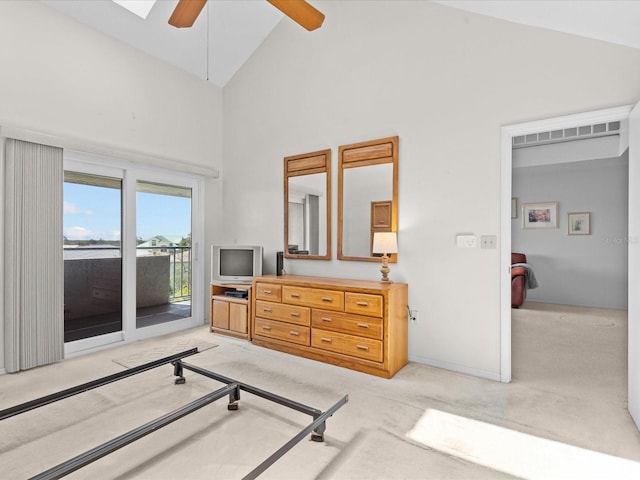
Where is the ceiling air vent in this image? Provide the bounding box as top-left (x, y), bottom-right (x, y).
top-left (551, 130), bottom-right (563, 140)
top-left (513, 121), bottom-right (622, 148)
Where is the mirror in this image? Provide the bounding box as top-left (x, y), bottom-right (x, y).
top-left (284, 149), bottom-right (331, 260)
top-left (338, 136), bottom-right (398, 262)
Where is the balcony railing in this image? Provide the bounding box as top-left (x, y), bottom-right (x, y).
top-left (63, 245), bottom-right (191, 303)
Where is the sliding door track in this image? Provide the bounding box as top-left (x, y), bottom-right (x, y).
top-left (0, 348), bottom-right (348, 480)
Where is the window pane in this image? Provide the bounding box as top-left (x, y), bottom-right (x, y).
top-left (63, 172), bottom-right (122, 342)
top-left (136, 180), bottom-right (192, 328)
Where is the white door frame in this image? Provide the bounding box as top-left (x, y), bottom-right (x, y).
top-left (500, 105), bottom-right (634, 383)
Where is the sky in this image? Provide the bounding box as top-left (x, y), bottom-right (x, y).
top-left (64, 182), bottom-right (191, 242)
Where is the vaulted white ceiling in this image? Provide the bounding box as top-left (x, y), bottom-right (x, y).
top-left (41, 0), bottom-right (283, 87)
top-left (435, 1), bottom-right (640, 51)
top-left (42, 0), bottom-right (640, 88)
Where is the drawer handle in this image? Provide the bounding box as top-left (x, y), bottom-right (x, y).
top-left (263, 290), bottom-right (273, 295)
top-left (263, 308), bottom-right (273, 313)
top-left (356, 345), bottom-right (369, 351)
top-left (290, 312), bottom-right (300, 317)
top-left (356, 323), bottom-right (370, 329)
top-left (321, 317), bottom-right (332, 323)
top-left (356, 301), bottom-right (369, 306)
top-left (322, 297), bottom-right (333, 302)
top-left (290, 293), bottom-right (301, 298)
top-left (320, 337), bottom-right (332, 343)
top-left (289, 331), bottom-right (300, 337)
top-left (262, 326), bottom-right (272, 331)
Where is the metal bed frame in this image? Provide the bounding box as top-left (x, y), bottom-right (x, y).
top-left (0, 348), bottom-right (348, 480)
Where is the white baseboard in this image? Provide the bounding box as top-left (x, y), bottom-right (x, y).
top-left (409, 355), bottom-right (501, 382)
top-left (0, 368), bottom-right (6, 376)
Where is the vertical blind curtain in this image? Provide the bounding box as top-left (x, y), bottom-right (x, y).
top-left (4, 139), bottom-right (63, 372)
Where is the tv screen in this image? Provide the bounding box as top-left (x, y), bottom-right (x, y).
top-left (211, 245), bottom-right (263, 284)
top-left (220, 249), bottom-right (254, 277)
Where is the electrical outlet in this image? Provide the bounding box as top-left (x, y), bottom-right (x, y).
top-left (481, 235), bottom-right (496, 249)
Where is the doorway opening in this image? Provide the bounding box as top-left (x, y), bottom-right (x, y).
top-left (500, 105), bottom-right (634, 383)
top-left (509, 128), bottom-right (629, 393)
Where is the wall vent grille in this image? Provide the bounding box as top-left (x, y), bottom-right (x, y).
top-left (513, 121), bottom-right (620, 148)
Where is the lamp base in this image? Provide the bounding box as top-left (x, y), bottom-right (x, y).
top-left (380, 254), bottom-right (392, 282)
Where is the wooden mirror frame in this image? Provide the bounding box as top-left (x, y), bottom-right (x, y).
top-left (338, 136), bottom-right (398, 262)
top-left (284, 149), bottom-right (332, 260)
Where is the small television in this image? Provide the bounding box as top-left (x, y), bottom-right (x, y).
top-left (211, 245), bottom-right (263, 285)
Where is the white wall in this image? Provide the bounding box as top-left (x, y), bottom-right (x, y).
top-left (0, 1), bottom-right (223, 372)
top-left (222, 1), bottom-right (640, 379)
top-left (512, 154), bottom-right (629, 309)
top-left (0, 2), bottom-right (222, 168)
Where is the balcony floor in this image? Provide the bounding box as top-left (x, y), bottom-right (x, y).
top-left (64, 302), bottom-right (191, 343)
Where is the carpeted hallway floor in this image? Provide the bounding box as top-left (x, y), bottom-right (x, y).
top-left (1, 301), bottom-right (640, 479)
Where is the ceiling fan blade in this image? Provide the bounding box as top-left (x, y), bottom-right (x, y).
top-left (169, 0), bottom-right (207, 28)
top-left (267, 0), bottom-right (325, 31)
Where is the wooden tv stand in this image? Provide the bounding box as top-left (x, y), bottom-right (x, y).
top-left (251, 275), bottom-right (408, 378)
top-left (210, 283), bottom-right (252, 340)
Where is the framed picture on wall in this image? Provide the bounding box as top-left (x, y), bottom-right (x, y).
top-left (522, 201), bottom-right (558, 229)
top-left (568, 212), bottom-right (590, 235)
top-left (511, 198), bottom-right (518, 219)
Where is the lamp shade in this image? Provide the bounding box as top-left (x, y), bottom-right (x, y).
top-left (372, 232), bottom-right (398, 255)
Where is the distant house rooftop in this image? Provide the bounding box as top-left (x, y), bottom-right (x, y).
top-left (137, 235), bottom-right (184, 249)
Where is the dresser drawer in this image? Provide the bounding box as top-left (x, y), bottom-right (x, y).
top-left (255, 283), bottom-right (282, 302)
top-left (345, 292), bottom-right (383, 317)
top-left (312, 329), bottom-right (383, 362)
top-left (255, 300), bottom-right (310, 326)
top-left (283, 286), bottom-right (344, 311)
top-left (255, 318), bottom-right (310, 346)
top-left (311, 309), bottom-right (383, 340)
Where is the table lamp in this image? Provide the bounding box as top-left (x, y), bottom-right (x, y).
top-left (372, 232), bottom-right (398, 282)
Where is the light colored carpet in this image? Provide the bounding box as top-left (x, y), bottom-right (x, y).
top-left (316, 428), bottom-right (514, 480)
top-left (512, 301), bottom-right (627, 396)
top-left (1, 302), bottom-right (639, 479)
top-left (112, 340), bottom-right (217, 368)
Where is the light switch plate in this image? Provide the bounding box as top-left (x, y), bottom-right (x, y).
top-left (456, 234), bottom-right (477, 248)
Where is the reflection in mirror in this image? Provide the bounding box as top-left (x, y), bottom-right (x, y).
top-left (288, 173), bottom-right (327, 256)
top-left (284, 149), bottom-right (331, 260)
top-left (342, 164), bottom-right (392, 258)
top-left (338, 136), bottom-right (398, 262)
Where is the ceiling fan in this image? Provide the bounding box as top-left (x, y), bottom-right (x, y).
top-left (168, 0), bottom-right (325, 31)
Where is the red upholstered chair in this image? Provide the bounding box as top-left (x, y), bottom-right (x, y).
top-left (511, 253), bottom-right (528, 308)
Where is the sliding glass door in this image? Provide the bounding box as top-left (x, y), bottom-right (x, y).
top-left (63, 153), bottom-right (204, 354)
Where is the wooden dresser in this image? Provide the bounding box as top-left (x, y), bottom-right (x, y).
top-left (251, 275), bottom-right (408, 378)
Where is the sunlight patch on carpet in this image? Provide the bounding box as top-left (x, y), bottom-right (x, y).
top-left (113, 340), bottom-right (217, 368)
top-left (407, 409), bottom-right (640, 479)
